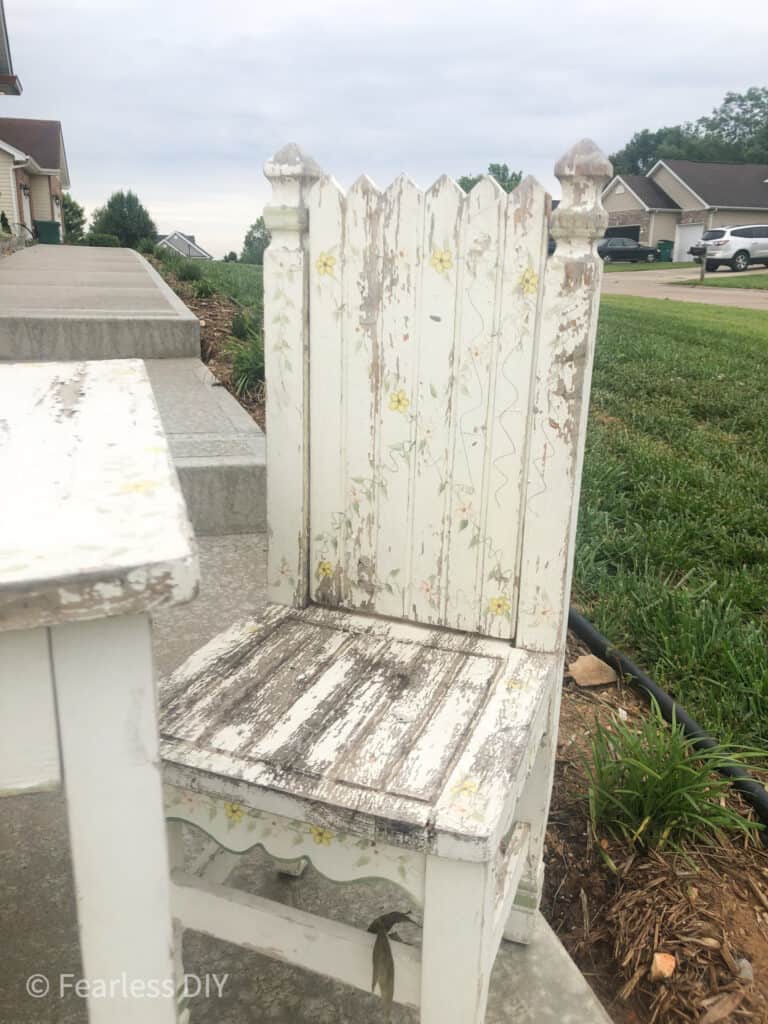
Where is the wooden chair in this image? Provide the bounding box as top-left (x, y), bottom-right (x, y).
top-left (161, 139), bottom-right (610, 1023)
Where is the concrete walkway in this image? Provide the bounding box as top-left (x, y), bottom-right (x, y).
top-left (0, 245), bottom-right (199, 359)
top-left (0, 245), bottom-right (265, 534)
top-left (0, 534), bottom-right (611, 1024)
top-left (602, 264), bottom-right (768, 310)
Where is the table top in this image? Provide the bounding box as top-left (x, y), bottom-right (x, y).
top-left (0, 359), bottom-right (198, 632)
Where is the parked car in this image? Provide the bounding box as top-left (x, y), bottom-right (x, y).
top-left (598, 237), bottom-right (660, 263)
top-left (694, 225), bottom-right (768, 272)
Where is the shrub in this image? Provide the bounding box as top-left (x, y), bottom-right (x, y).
top-left (0, 210), bottom-right (10, 234)
top-left (136, 237), bottom-right (155, 254)
top-left (229, 330), bottom-right (264, 398)
top-left (155, 245), bottom-right (176, 264)
top-left (86, 232), bottom-right (121, 247)
top-left (585, 699), bottom-right (764, 853)
top-left (175, 259), bottom-right (203, 282)
top-left (230, 311), bottom-right (253, 340)
top-left (194, 279), bottom-right (216, 299)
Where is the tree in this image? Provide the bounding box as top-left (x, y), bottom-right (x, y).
top-left (89, 190), bottom-right (156, 249)
top-left (610, 86), bottom-right (768, 174)
top-left (61, 193), bottom-right (86, 243)
top-left (223, 251), bottom-right (238, 262)
top-left (458, 162), bottom-right (523, 194)
top-left (241, 217), bottom-right (271, 264)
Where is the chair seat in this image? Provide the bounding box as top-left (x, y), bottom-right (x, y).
top-left (160, 603), bottom-right (557, 859)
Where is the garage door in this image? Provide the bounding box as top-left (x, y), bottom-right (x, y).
top-left (674, 223), bottom-right (704, 262)
top-left (605, 225), bottom-right (640, 241)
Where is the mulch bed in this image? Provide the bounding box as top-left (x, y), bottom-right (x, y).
top-left (550, 635), bottom-right (768, 1023)
top-left (161, 264), bottom-right (768, 1023)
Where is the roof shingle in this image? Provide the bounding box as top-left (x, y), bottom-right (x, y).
top-left (660, 159), bottom-right (768, 209)
top-left (620, 174), bottom-right (679, 209)
top-left (0, 118), bottom-right (66, 178)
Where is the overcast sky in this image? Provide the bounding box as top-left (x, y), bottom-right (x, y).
top-left (5, 0), bottom-right (767, 256)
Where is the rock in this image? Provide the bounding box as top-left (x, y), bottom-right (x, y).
top-left (736, 957), bottom-right (753, 982)
top-left (568, 654), bottom-right (618, 688)
top-left (650, 952), bottom-right (676, 982)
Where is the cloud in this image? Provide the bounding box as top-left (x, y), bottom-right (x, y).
top-left (5, 0), bottom-right (767, 256)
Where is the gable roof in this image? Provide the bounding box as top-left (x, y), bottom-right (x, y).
top-left (0, 118), bottom-right (69, 185)
top-left (617, 173), bottom-right (679, 210)
top-left (157, 231), bottom-right (213, 259)
top-left (655, 159), bottom-right (768, 210)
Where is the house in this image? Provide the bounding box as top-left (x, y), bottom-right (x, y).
top-left (156, 231), bottom-right (213, 260)
top-left (0, 118), bottom-right (70, 238)
top-left (0, 0), bottom-right (22, 96)
top-left (602, 159), bottom-right (768, 260)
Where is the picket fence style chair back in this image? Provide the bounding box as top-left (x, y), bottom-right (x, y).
top-left (161, 139), bottom-right (610, 1023)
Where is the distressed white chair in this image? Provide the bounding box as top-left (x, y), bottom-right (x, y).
top-left (161, 139), bottom-right (610, 1023)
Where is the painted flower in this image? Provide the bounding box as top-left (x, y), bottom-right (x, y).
top-left (310, 826), bottom-right (333, 846)
top-left (388, 389), bottom-right (410, 413)
top-left (225, 801), bottom-right (244, 823)
top-left (316, 252), bottom-right (336, 276)
top-left (519, 267), bottom-right (539, 296)
top-left (430, 248), bottom-right (453, 274)
top-left (488, 595), bottom-right (511, 616)
top-left (456, 501), bottom-right (473, 518)
top-left (451, 778), bottom-right (479, 798)
top-left (317, 560), bottom-right (334, 579)
top-left (419, 579), bottom-right (434, 597)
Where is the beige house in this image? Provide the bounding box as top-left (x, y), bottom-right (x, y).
top-left (603, 159), bottom-right (768, 260)
top-left (0, 118), bottom-right (70, 239)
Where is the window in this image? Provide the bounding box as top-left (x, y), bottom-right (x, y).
top-left (751, 225), bottom-right (768, 238)
top-left (731, 228), bottom-right (751, 238)
top-left (702, 230), bottom-right (725, 240)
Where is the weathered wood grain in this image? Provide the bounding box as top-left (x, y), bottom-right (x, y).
top-left (0, 360), bottom-right (197, 632)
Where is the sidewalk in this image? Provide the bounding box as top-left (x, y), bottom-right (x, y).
top-left (602, 265), bottom-right (768, 310)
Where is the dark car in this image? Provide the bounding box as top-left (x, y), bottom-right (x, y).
top-left (598, 237), bottom-right (659, 263)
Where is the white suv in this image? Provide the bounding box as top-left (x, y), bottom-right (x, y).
top-left (697, 225), bottom-right (768, 272)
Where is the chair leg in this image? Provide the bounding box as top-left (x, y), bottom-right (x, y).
top-left (503, 697), bottom-right (558, 945)
top-left (420, 855), bottom-right (495, 1024)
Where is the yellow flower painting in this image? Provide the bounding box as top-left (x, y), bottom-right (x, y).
top-left (310, 826), bottom-right (333, 846)
top-left (317, 560), bottom-right (334, 579)
top-left (488, 595), bottom-right (511, 616)
top-left (316, 252), bottom-right (336, 276)
top-left (430, 248), bottom-right (453, 274)
top-left (224, 801), bottom-right (244, 823)
top-left (388, 389), bottom-right (410, 413)
top-left (519, 267), bottom-right (539, 296)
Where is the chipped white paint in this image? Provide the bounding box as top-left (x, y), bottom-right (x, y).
top-left (0, 359), bottom-right (198, 632)
top-left (0, 359), bottom-right (200, 1023)
top-left (164, 140), bottom-right (610, 1022)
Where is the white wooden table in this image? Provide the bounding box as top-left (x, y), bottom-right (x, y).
top-left (0, 359), bottom-right (199, 1024)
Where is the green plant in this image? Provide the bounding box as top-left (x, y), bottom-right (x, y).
top-left (0, 210), bottom-right (11, 234)
top-left (61, 193), bottom-right (86, 242)
top-left (585, 699), bottom-right (764, 854)
top-left (86, 232), bottom-right (121, 247)
top-left (229, 330), bottom-right (264, 397)
top-left (136, 237), bottom-right (155, 254)
top-left (194, 279), bottom-right (216, 299)
top-left (175, 260), bottom-right (203, 282)
top-left (90, 190), bottom-right (156, 248)
top-left (230, 311), bottom-right (252, 340)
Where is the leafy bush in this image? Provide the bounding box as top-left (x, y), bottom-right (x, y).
top-left (86, 232), bottom-right (121, 247)
top-left (586, 699), bottom-right (764, 853)
top-left (175, 260), bottom-right (203, 282)
top-left (0, 210), bottom-right (11, 234)
top-left (136, 237), bottom-right (155, 254)
top-left (229, 329), bottom-right (264, 397)
top-left (194, 279), bottom-right (216, 299)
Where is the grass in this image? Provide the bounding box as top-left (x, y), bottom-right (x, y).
top-left (197, 261), bottom-right (263, 311)
top-left (681, 271), bottom-right (768, 290)
top-left (576, 296), bottom-right (768, 747)
top-left (586, 700), bottom-right (763, 853)
top-left (603, 261), bottom-right (696, 273)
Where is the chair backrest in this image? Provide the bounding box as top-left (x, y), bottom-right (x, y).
top-left (263, 140), bottom-right (611, 652)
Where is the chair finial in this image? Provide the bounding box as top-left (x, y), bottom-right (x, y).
top-left (551, 139), bottom-right (612, 243)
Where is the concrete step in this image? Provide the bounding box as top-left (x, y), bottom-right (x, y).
top-left (0, 245), bottom-right (199, 360)
top-left (145, 359), bottom-right (265, 537)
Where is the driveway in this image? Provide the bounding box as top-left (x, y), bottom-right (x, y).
top-left (601, 265), bottom-right (768, 311)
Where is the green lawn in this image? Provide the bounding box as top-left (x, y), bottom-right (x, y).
top-left (576, 296), bottom-right (768, 746)
top-left (199, 261), bottom-right (263, 310)
top-left (603, 261), bottom-right (696, 273)
top-left (681, 271), bottom-right (768, 290)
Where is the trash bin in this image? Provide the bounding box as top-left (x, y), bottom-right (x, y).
top-left (34, 219), bottom-right (61, 244)
top-left (657, 239), bottom-right (673, 262)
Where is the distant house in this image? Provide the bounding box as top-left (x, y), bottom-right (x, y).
top-left (602, 160), bottom-right (768, 261)
top-left (0, 0), bottom-right (22, 96)
top-left (156, 231), bottom-right (213, 260)
top-left (0, 118), bottom-right (70, 238)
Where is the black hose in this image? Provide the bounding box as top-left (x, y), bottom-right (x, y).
top-left (568, 607), bottom-right (768, 832)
